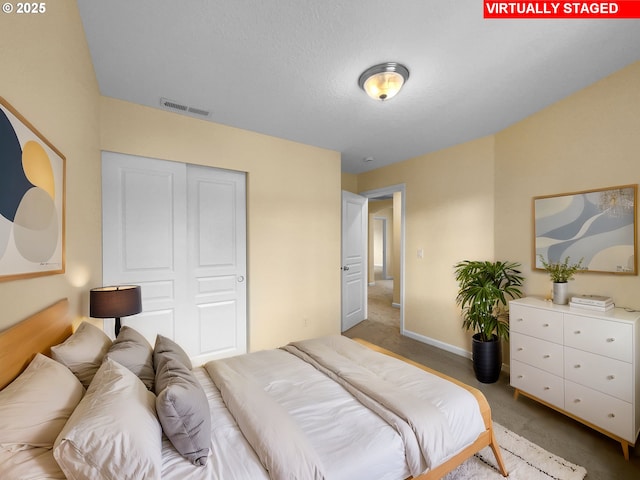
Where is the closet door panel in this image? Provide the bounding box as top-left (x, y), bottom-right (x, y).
top-left (185, 165), bottom-right (247, 363)
top-left (102, 152), bottom-right (187, 343)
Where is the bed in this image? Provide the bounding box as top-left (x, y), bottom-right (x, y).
top-left (0, 299), bottom-right (508, 479)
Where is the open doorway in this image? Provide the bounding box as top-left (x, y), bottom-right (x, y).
top-left (362, 185), bottom-right (405, 333)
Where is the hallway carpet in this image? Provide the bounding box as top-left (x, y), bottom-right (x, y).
top-left (367, 278), bottom-right (399, 327)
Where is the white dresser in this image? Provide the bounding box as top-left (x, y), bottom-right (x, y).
top-left (509, 297), bottom-right (640, 459)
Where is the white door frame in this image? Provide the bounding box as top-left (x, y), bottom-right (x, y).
top-left (360, 184), bottom-right (406, 334)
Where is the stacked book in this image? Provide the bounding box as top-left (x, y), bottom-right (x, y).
top-left (569, 294), bottom-right (614, 311)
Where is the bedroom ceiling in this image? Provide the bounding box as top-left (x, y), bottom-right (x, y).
top-left (76, 1), bottom-right (640, 174)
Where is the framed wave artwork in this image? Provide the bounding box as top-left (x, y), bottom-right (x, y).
top-left (0, 97), bottom-right (65, 281)
top-left (533, 185), bottom-right (637, 275)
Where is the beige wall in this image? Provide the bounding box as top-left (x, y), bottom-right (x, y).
top-left (2, 3), bottom-right (637, 358)
top-left (99, 98), bottom-right (342, 351)
top-left (341, 173), bottom-right (358, 193)
top-left (357, 137), bottom-right (495, 353)
top-left (495, 61), bottom-right (640, 308)
top-left (0, 1), bottom-right (102, 328)
top-left (0, 3), bottom-right (342, 353)
top-left (356, 61), bottom-right (640, 357)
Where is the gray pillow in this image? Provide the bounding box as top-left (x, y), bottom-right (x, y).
top-left (154, 334), bottom-right (192, 370)
top-left (105, 326), bottom-right (154, 390)
top-left (51, 321), bottom-right (112, 389)
top-left (155, 358), bottom-right (210, 466)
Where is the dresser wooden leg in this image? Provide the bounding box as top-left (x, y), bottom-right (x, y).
top-left (621, 441), bottom-right (630, 461)
top-left (513, 388), bottom-right (520, 400)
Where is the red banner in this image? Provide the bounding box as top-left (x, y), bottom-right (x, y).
top-left (484, 1), bottom-right (640, 18)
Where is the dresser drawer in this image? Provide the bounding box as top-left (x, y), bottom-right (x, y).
top-left (565, 380), bottom-right (634, 441)
top-left (564, 314), bottom-right (632, 362)
top-left (564, 347), bottom-right (632, 402)
top-left (511, 360), bottom-right (564, 409)
top-left (511, 333), bottom-right (563, 376)
top-left (510, 304), bottom-right (563, 343)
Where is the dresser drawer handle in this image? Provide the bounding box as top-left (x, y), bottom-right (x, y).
top-left (606, 338), bottom-right (615, 343)
top-left (544, 386), bottom-right (550, 391)
top-left (574, 364), bottom-right (581, 368)
top-left (543, 354), bottom-right (550, 359)
top-left (608, 413), bottom-right (616, 418)
top-left (573, 398), bottom-right (581, 404)
top-left (517, 375), bottom-right (524, 379)
top-left (517, 347), bottom-right (524, 351)
top-left (543, 323), bottom-right (549, 327)
top-left (516, 318), bottom-right (523, 322)
top-left (607, 375), bottom-right (615, 380)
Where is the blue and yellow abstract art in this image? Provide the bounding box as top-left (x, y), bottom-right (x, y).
top-left (0, 98), bottom-right (64, 280)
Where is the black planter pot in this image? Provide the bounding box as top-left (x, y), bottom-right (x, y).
top-left (472, 333), bottom-right (502, 383)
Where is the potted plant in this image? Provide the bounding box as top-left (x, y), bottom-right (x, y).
top-left (538, 255), bottom-right (584, 305)
top-left (454, 260), bottom-right (524, 383)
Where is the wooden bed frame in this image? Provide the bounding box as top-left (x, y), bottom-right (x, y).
top-left (0, 299), bottom-right (508, 478)
top-left (0, 299), bottom-right (72, 390)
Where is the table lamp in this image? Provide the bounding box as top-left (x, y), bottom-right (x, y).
top-left (90, 285), bottom-right (142, 337)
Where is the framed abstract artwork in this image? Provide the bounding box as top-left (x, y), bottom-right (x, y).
top-left (533, 185), bottom-right (637, 275)
top-left (0, 97), bottom-right (65, 281)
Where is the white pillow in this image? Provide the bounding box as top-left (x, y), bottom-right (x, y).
top-left (0, 353), bottom-right (84, 447)
top-left (51, 321), bottom-right (112, 388)
top-left (54, 358), bottom-right (162, 480)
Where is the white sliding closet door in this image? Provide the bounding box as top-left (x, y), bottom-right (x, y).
top-left (185, 165), bottom-right (246, 364)
top-left (101, 152), bottom-right (247, 363)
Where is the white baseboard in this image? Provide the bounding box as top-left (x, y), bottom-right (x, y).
top-left (401, 328), bottom-right (511, 373)
top-left (402, 329), bottom-right (472, 359)
top-left (391, 303), bottom-right (401, 309)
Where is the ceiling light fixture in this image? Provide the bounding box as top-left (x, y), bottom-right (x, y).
top-left (358, 62), bottom-right (409, 101)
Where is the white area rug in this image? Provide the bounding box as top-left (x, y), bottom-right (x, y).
top-left (443, 422), bottom-right (587, 480)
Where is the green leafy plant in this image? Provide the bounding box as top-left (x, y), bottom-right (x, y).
top-left (454, 260), bottom-right (525, 342)
top-left (538, 255), bottom-right (584, 283)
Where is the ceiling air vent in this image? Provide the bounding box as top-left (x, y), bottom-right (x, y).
top-left (160, 98), bottom-right (211, 118)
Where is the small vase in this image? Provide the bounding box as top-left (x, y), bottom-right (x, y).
top-left (552, 282), bottom-right (568, 305)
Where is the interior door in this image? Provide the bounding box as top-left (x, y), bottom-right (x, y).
top-left (101, 152), bottom-right (247, 363)
top-left (341, 191), bottom-right (368, 331)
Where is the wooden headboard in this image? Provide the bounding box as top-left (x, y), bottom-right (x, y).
top-left (0, 299), bottom-right (72, 390)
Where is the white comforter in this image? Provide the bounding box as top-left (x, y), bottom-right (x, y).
top-left (196, 335), bottom-right (485, 480)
